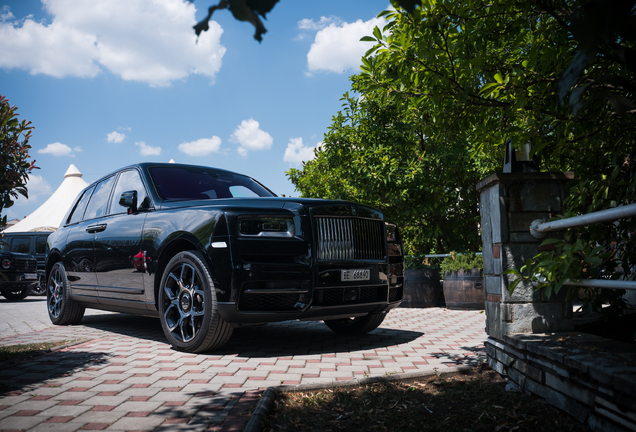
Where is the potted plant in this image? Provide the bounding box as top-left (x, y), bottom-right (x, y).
top-left (401, 256), bottom-right (442, 308)
top-left (439, 252), bottom-right (484, 310)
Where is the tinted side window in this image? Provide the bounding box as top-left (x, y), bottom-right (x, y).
top-left (84, 176), bottom-right (115, 220)
top-left (69, 186), bottom-right (95, 225)
top-left (109, 170), bottom-right (149, 215)
top-left (11, 237), bottom-right (30, 253)
top-left (36, 237), bottom-right (47, 254)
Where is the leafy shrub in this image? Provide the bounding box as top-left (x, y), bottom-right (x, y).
top-left (404, 255), bottom-right (437, 270)
top-left (439, 252), bottom-right (483, 274)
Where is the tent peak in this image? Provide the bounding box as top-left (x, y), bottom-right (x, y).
top-left (64, 164), bottom-right (83, 178)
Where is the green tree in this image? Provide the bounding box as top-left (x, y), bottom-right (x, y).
top-left (357, 0), bottom-right (635, 311)
top-left (287, 76), bottom-right (494, 254)
top-left (0, 95), bottom-right (37, 228)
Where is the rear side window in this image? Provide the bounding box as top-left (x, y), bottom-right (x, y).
top-left (11, 237), bottom-right (30, 253)
top-left (69, 186), bottom-right (95, 225)
top-left (36, 237), bottom-right (47, 254)
top-left (84, 176), bottom-right (116, 220)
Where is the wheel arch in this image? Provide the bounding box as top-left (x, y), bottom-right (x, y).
top-left (45, 251), bottom-right (63, 281)
top-left (153, 237), bottom-right (212, 310)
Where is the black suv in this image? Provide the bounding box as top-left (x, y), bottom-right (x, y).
top-left (46, 163), bottom-right (404, 352)
top-left (0, 232), bottom-right (51, 295)
top-left (0, 250), bottom-right (39, 300)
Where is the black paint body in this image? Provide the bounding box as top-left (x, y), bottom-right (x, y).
top-left (46, 163), bottom-right (404, 325)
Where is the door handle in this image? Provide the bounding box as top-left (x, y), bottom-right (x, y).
top-left (86, 224), bottom-right (107, 233)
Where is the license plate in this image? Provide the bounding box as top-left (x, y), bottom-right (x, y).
top-left (24, 273), bottom-right (38, 280)
top-left (341, 269), bottom-right (370, 281)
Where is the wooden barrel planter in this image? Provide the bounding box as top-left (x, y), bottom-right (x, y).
top-left (401, 269), bottom-right (442, 308)
top-left (442, 268), bottom-right (484, 310)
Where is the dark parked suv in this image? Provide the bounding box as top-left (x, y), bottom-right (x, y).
top-left (46, 163), bottom-right (404, 352)
top-left (1, 232), bottom-right (51, 295)
top-left (0, 250), bottom-right (39, 300)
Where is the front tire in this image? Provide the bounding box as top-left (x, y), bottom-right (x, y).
top-left (158, 251), bottom-right (233, 353)
top-left (324, 313), bottom-right (387, 335)
top-left (47, 262), bottom-right (85, 325)
top-left (1, 286), bottom-right (32, 301)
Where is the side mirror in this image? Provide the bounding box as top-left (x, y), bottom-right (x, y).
top-left (119, 190), bottom-right (138, 214)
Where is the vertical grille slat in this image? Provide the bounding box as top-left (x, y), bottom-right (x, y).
top-left (315, 216), bottom-right (385, 261)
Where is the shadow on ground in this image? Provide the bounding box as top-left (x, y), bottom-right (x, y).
top-left (0, 348), bottom-right (112, 395)
top-left (76, 312), bottom-right (425, 357)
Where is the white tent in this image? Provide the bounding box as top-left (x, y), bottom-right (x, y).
top-left (5, 164), bottom-right (89, 233)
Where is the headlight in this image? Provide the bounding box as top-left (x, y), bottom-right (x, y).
top-left (239, 217), bottom-right (295, 238)
top-left (2, 259), bottom-right (12, 269)
top-left (385, 223), bottom-right (402, 256)
top-left (385, 223), bottom-right (398, 242)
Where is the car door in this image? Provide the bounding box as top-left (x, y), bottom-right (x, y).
top-left (93, 169), bottom-right (150, 305)
top-left (63, 184), bottom-right (99, 298)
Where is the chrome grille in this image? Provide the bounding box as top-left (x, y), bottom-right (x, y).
top-left (316, 217), bottom-right (385, 261)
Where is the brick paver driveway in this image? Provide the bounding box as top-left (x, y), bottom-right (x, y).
top-left (0, 298), bottom-right (487, 431)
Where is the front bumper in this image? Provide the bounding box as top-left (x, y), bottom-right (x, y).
top-left (217, 260), bottom-right (403, 324)
top-left (0, 272), bottom-right (39, 289)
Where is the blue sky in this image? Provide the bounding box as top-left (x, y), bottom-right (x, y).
top-left (1, 0), bottom-right (390, 221)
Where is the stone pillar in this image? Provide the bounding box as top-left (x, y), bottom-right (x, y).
top-left (476, 172), bottom-right (575, 341)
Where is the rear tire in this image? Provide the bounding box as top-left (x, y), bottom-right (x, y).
top-left (31, 278), bottom-right (47, 296)
top-left (158, 251), bottom-right (233, 353)
top-left (47, 262), bottom-right (85, 325)
top-left (1, 286), bottom-right (32, 301)
top-left (324, 313), bottom-right (387, 335)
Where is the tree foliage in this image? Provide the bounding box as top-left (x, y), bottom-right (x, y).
top-left (0, 95), bottom-right (37, 228)
top-left (287, 76), bottom-right (493, 254)
top-left (291, 0), bottom-right (636, 311)
top-left (192, 0), bottom-right (420, 42)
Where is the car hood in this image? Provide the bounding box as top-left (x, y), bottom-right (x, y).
top-left (158, 197), bottom-right (384, 218)
top-left (0, 252), bottom-right (35, 259)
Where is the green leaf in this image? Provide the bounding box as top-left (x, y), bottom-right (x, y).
top-left (373, 25), bottom-right (382, 41)
top-left (540, 238), bottom-right (561, 246)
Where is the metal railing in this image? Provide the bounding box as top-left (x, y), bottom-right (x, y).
top-left (529, 204), bottom-right (636, 291)
top-left (423, 253), bottom-right (482, 258)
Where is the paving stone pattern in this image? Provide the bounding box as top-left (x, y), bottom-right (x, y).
top-left (0, 308), bottom-right (486, 431)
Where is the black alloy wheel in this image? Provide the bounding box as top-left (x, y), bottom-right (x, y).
top-left (158, 251), bottom-right (233, 353)
top-left (47, 262), bottom-right (85, 325)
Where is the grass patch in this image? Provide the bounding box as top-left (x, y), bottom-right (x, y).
top-left (263, 364), bottom-right (591, 432)
top-left (0, 340), bottom-right (80, 363)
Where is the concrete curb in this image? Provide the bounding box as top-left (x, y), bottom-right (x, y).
top-left (244, 364), bottom-right (475, 432)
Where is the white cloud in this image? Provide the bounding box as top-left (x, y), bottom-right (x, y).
top-left (283, 138), bottom-right (318, 166)
top-left (307, 17), bottom-right (385, 74)
top-left (0, 5), bottom-right (14, 22)
top-left (0, 0), bottom-right (226, 87)
top-left (135, 141), bottom-right (162, 156)
top-left (230, 119), bottom-right (273, 156)
top-left (298, 16), bottom-right (339, 31)
top-left (38, 142), bottom-right (74, 157)
top-left (107, 131), bottom-right (125, 143)
top-left (178, 136), bottom-right (222, 156)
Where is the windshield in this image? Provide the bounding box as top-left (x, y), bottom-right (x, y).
top-left (150, 166), bottom-right (276, 200)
